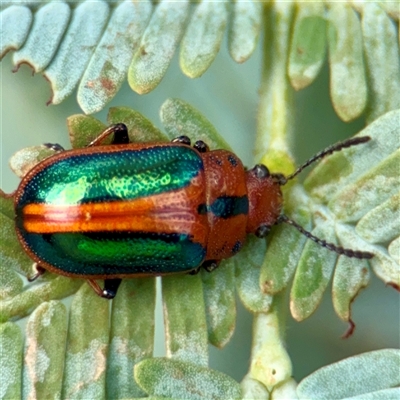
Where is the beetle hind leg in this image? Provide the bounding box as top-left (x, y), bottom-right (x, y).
top-left (202, 260), bottom-right (220, 272)
top-left (27, 263), bottom-right (46, 282)
top-left (88, 123), bottom-right (129, 147)
top-left (87, 278), bottom-right (122, 299)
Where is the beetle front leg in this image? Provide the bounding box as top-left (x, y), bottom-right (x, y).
top-left (87, 278), bottom-right (122, 299)
top-left (88, 123), bottom-right (129, 147)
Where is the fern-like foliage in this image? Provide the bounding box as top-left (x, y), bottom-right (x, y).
top-left (1, 1), bottom-right (400, 399)
top-left (1, 100), bottom-right (399, 399)
top-left (1, 0), bottom-right (399, 117)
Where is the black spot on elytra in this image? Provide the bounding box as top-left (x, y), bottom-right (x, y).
top-left (232, 240), bottom-right (242, 254)
top-left (228, 155), bottom-right (238, 167)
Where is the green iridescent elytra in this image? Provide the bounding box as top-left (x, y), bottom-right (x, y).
top-left (15, 144), bottom-right (207, 277)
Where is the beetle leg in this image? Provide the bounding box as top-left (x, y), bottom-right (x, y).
top-left (171, 135), bottom-right (191, 146)
top-left (43, 143), bottom-right (65, 152)
top-left (201, 260), bottom-right (220, 273)
top-left (87, 278), bottom-right (122, 299)
top-left (188, 266), bottom-right (201, 275)
top-left (88, 123), bottom-right (129, 147)
top-left (27, 263), bottom-right (46, 282)
top-left (193, 140), bottom-right (209, 153)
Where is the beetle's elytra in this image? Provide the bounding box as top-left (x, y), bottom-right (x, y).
top-left (13, 123), bottom-right (373, 298)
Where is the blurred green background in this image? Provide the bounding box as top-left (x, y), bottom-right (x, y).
top-left (1, 41), bottom-right (398, 383)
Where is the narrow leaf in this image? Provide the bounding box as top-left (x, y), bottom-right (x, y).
top-left (160, 98), bottom-right (231, 150)
top-left (235, 235), bottom-right (273, 313)
top-left (9, 145), bottom-right (56, 178)
top-left (0, 277), bottom-right (82, 323)
top-left (0, 211), bottom-right (34, 279)
top-left (241, 375), bottom-right (269, 400)
top-left (128, 0), bottom-right (190, 94)
top-left (107, 279), bottom-right (156, 399)
top-left (108, 106), bottom-right (167, 142)
top-left (23, 301), bottom-right (68, 400)
top-left (135, 358), bottom-right (242, 400)
top-left (297, 349), bottom-right (400, 399)
top-left (332, 256), bottom-right (370, 324)
top-left (78, 0), bottom-right (152, 114)
top-left (0, 5), bottom-right (32, 59)
top-left (12, 2), bottom-right (70, 72)
top-left (228, 0), bottom-right (262, 64)
top-left (336, 223), bottom-right (399, 287)
top-left (180, 1), bottom-right (228, 78)
top-left (67, 114), bottom-right (106, 149)
top-left (44, 0), bottom-right (109, 105)
top-left (0, 323), bottom-right (23, 399)
top-left (162, 275), bottom-right (208, 367)
top-left (388, 236), bottom-right (400, 264)
top-left (328, 4), bottom-right (367, 121)
top-left (260, 187), bottom-right (311, 295)
top-left (201, 260), bottom-right (236, 348)
top-left (62, 283), bottom-right (110, 399)
top-left (329, 149), bottom-right (400, 223)
top-left (288, 2), bottom-right (327, 90)
top-left (0, 260), bottom-right (23, 300)
top-left (304, 110), bottom-right (400, 203)
top-left (356, 192), bottom-right (400, 244)
top-left (362, 3), bottom-right (400, 123)
top-left (290, 221), bottom-right (338, 321)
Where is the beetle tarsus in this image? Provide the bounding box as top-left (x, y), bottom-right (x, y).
top-left (194, 140), bottom-right (209, 153)
top-left (188, 267), bottom-right (201, 275)
top-left (202, 260), bottom-right (220, 272)
top-left (27, 263), bottom-right (46, 282)
top-left (43, 143), bottom-right (65, 152)
top-left (172, 135), bottom-right (191, 146)
top-left (87, 278), bottom-right (121, 299)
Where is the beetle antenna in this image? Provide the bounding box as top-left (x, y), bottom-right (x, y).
top-left (278, 215), bottom-right (374, 259)
top-left (274, 136), bottom-right (371, 185)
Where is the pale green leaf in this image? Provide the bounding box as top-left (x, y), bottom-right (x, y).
top-left (44, 1), bottom-right (110, 105)
top-left (0, 5), bottom-right (32, 59)
top-left (388, 236), bottom-right (400, 264)
top-left (12, 2), bottom-right (70, 72)
top-left (201, 260), bottom-right (236, 348)
top-left (362, 3), bottom-right (400, 123)
top-left (290, 220), bottom-right (338, 321)
top-left (0, 323), bottom-right (23, 399)
top-left (180, 1), bottom-right (228, 78)
top-left (128, 0), bottom-right (190, 94)
top-left (356, 192), bottom-right (400, 244)
top-left (332, 255), bottom-right (370, 325)
top-left (297, 349), bottom-right (400, 400)
top-left (107, 279), bottom-right (156, 399)
top-left (160, 98), bottom-right (231, 150)
top-left (78, 0), bottom-right (152, 114)
top-left (235, 235), bottom-right (273, 313)
top-left (228, 0), bottom-right (262, 64)
top-left (162, 275), bottom-right (208, 367)
top-left (62, 283), bottom-right (109, 399)
top-left (288, 2), bottom-right (327, 90)
top-left (260, 187), bottom-right (311, 296)
top-left (108, 106), bottom-right (167, 142)
top-left (135, 358), bottom-right (242, 400)
top-left (67, 114), bottom-right (107, 148)
top-left (328, 4), bottom-right (367, 121)
top-left (22, 301), bottom-right (68, 399)
top-left (8, 145), bottom-right (59, 178)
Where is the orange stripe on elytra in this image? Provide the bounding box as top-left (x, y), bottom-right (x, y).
top-left (22, 180), bottom-right (209, 244)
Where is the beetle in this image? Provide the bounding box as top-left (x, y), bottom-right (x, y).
top-left (13, 123), bottom-right (373, 298)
